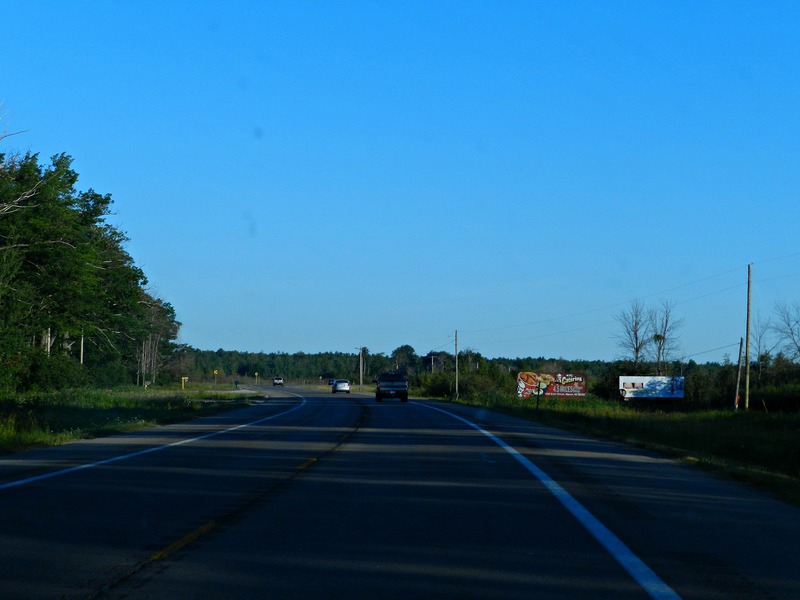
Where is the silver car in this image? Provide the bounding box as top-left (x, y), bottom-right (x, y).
top-left (331, 379), bottom-right (351, 394)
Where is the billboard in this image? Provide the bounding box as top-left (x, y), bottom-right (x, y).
top-left (517, 372), bottom-right (587, 398)
top-left (619, 376), bottom-right (684, 399)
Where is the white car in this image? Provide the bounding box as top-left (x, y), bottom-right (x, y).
top-left (331, 379), bottom-right (351, 394)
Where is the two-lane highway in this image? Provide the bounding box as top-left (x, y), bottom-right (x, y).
top-left (1, 388), bottom-right (799, 599)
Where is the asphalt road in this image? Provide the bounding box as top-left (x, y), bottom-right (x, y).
top-left (0, 387), bottom-right (798, 599)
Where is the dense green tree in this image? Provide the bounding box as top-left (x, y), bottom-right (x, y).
top-left (390, 344), bottom-right (420, 374)
top-left (0, 150), bottom-right (179, 391)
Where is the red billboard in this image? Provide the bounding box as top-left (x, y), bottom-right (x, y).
top-left (517, 372), bottom-right (587, 398)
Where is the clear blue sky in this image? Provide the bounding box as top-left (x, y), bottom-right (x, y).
top-left (3, 1), bottom-right (799, 362)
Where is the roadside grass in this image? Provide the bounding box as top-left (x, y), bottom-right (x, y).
top-left (455, 392), bottom-right (800, 506)
top-left (0, 385), bottom-right (260, 454)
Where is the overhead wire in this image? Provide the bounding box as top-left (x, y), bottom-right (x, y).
top-left (462, 264), bottom-right (746, 336)
top-left (454, 252), bottom-right (799, 360)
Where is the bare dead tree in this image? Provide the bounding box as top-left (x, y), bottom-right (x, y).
top-left (0, 182), bottom-right (40, 215)
top-left (615, 300), bottom-right (652, 373)
top-left (649, 300), bottom-right (684, 376)
top-left (137, 293), bottom-right (180, 386)
top-left (1, 121), bottom-right (38, 216)
top-left (0, 152), bottom-right (39, 216)
top-left (773, 302), bottom-right (800, 360)
top-left (0, 109), bottom-right (27, 145)
top-left (752, 315), bottom-right (779, 379)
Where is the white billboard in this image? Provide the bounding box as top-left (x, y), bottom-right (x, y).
top-left (619, 376), bottom-right (684, 399)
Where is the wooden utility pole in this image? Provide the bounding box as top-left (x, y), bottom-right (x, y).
top-left (745, 264), bottom-right (752, 410)
top-left (359, 347), bottom-right (364, 387)
top-left (455, 329), bottom-right (459, 400)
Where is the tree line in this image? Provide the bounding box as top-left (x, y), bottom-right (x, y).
top-left (168, 344), bottom-right (796, 410)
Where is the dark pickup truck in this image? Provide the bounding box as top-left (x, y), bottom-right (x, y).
top-left (375, 372), bottom-right (409, 402)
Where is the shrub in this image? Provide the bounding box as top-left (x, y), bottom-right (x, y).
top-left (18, 350), bottom-right (88, 392)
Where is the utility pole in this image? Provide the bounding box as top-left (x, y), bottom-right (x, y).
top-left (359, 347), bottom-right (364, 387)
top-left (455, 329), bottom-right (459, 400)
top-left (745, 263), bottom-right (752, 410)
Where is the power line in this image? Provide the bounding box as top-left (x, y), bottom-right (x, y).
top-left (680, 342), bottom-right (741, 361)
top-left (465, 256), bottom-right (798, 338)
top-left (431, 254), bottom-right (798, 359)
top-left (752, 250), bottom-right (800, 266)
top-left (469, 320), bottom-right (615, 349)
top-left (462, 265), bottom-right (747, 336)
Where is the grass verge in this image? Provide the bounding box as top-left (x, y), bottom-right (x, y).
top-left (0, 385), bottom-right (260, 454)
top-left (454, 392), bottom-right (800, 507)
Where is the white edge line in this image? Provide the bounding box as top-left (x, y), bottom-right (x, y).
top-left (414, 402), bottom-right (681, 600)
top-left (0, 396), bottom-right (307, 492)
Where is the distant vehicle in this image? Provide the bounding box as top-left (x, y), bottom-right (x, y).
top-left (331, 379), bottom-right (351, 394)
top-left (272, 376), bottom-right (284, 386)
top-left (375, 372), bottom-right (408, 402)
